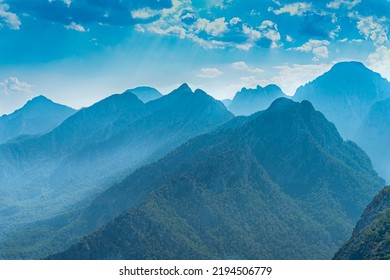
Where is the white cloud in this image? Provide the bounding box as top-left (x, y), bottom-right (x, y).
top-left (242, 24), bottom-right (261, 41)
top-left (327, 0), bottom-right (361, 10)
top-left (294, 39), bottom-right (330, 52)
top-left (357, 16), bottom-right (388, 46)
top-left (131, 8), bottom-right (161, 20)
top-left (134, 24), bottom-right (145, 33)
top-left (338, 38), bottom-right (348, 42)
top-left (329, 25), bottom-right (341, 39)
top-left (64, 0), bottom-right (72, 7)
top-left (149, 24), bottom-right (187, 38)
top-left (65, 22), bottom-right (87, 32)
top-left (197, 68), bottom-right (223, 78)
top-left (259, 20), bottom-right (281, 48)
top-left (367, 46), bottom-right (390, 80)
top-left (292, 39), bottom-right (330, 60)
top-left (231, 61), bottom-right (249, 70)
top-left (134, 0), bottom-right (232, 49)
top-left (350, 12), bottom-right (389, 46)
top-left (286, 35), bottom-right (293, 42)
top-left (231, 61), bottom-right (264, 73)
top-left (129, 0), bottom-right (281, 50)
top-left (312, 46), bottom-right (329, 59)
top-left (209, 0), bottom-right (233, 9)
top-left (229, 17), bottom-right (241, 25)
top-left (0, 3), bottom-right (21, 30)
top-left (273, 2), bottom-right (312, 16)
top-left (130, 0), bottom-right (274, 50)
top-left (195, 17), bottom-right (228, 37)
top-left (0, 77), bottom-right (34, 95)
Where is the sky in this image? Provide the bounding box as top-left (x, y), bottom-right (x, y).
top-left (0, 0), bottom-right (389, 114)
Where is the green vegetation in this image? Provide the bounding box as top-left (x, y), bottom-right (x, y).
top-left (334, 186), bottom-right (390, 260)
top-left (47, 98), bottom-right (383, 260)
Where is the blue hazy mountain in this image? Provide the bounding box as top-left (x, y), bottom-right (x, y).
top-left (124, 86), bottom-right (163, 103)
top-left (294, 61), bottom-right (390, 182)
top-left (294, 61), bottom-right (390, 140)
top-left (334, 186), bottom-right (390, 259)
top-left (47, 98), bottom-right (383, 260)
top-left (221, 99), bottom-right (232, 108)
top-left (0, 84), bottom-right (233, 239)
top-left (0, 96), bottom-right (76, 144)
top-left (228, 84), bottom-right (287, 115)
top-left (356, 98), bottom-right (390, 182)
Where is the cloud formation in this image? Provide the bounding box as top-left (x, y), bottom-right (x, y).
top-left (0, 77), bottom-right (33, 95)
top-left (65, 22), bottom-right (87, 32)
top-left (231, 61), bottom-right (264, 73)
top-left (8, 0), bottom-right (173, 27)
top-left (0, 1), bottom-right (21, 29)
top-left (367, 46), bottom-right (390, 80)
top-left (197, 68), bottom-right (223, 78)
top-left (350, 12), bottom-right (389, 46)
top-left (272, 2), bottom-right (312, 16)
top-left (327, 0), bottom-right (361, 10)
top-left (291, 39), bottom-right (330, 61)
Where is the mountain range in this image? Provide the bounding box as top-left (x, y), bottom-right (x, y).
top-left (228, 84), bottom-right (287, 115)
top-left (0, 61), bottom-right (389, 260)
top-left (46, 98), bottom-right (383, 260)
top-left (0, 96), bottom-right (76, 144)
top-left (0, 84), bottom-right (233, 238)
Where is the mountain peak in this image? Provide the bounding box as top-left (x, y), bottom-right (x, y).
top-left (264, 84), bottom-right (283, 91)
top-left (124, 86), bottom-right (162, 103)
top-left (0, 95), bottom-right (76, 144)
top-left (330, 61), bottom-right (367, 71)
top-left (293, 60), bottom-right (390, 139)
top-left (229, 84), bottom-right (287, 116)
top-left (177, 83), bottom-right (192, 93)
top-left (193, 88), bottom-right (208, 96)
top-left (25, 95), bottom-right (53, 107)
top-left (268, 97), bottom-right (294, 109)
top-left (264, 98), bottom-right (316, 119)
top-left (161, 83), bottom-right (193, 99)
top-left (249, 97), bottom-right (343, 153)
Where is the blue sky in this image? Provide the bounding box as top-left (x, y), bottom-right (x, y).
top-left (0, 0), bottom-right (389, 114)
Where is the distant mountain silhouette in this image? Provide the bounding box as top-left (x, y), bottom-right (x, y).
top-left (334, 186), bottom-right (390, 260)
top-left (228, 84), bottom-right (287, 115)
top-left (294, 61), bottom-right (390, 182)
top-left (356, 98), bottom-right (390, 182)
top-left (294, 61), bottom-right (390, 140)
top-left (221, 99), bottom-right (232, 108)
top-left (124, 86), bottom-right (162, 103)
top-left (47, 98), bottom-right (383, 260)
top-left (0, 84), bottom-right (233, 243)
top-left (0, 96), bottom-right (75, 144)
